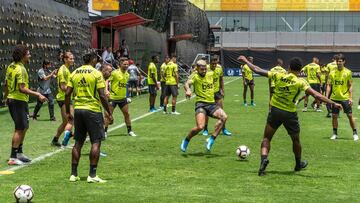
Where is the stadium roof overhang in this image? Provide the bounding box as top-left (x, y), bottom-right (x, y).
top-left (92, 12), bottom-right (153, 30)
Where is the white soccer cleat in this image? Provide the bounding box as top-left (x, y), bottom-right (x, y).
top-left (69, 175), bottom-right (80, 182)
top-left (357, 105), bottom-right (360, 110)
top-left (302, 107), bottom-right (308, 112)
top-left (7, 158), bottom-right (24, 165)
top-left (353, 134), bottom-right (359, 141)
top-left (330, 134), bottom-right (337, 140)
top-left (87, 176), bottom-right (107, 183)
top-left (171, 111), bottom-right (181, 115)
top-left (128, 131), bottom-right (137, 137)
top-left (316, 108), bottom-right (323, 112)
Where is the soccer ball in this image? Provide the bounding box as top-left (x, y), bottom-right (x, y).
top-left (236, 145), bottom-right (250, 159)
top-left (13, 185), bottom-right (34, 203)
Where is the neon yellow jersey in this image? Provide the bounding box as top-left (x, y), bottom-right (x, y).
top-left (269, 72), bottom-right (310, 112)
top-left (328, 67), bottom-right (352, 101)
top-left (242, 64), bottom-right (253, 81)
top-left (209, 64), bottom-right (223, 92)
top-left (109, 69), bottom-right (129, 100)
top-left (6, 62), bottom-right (29, 102)
top-left (67, 65), bottom-right (106, 113)
top-left (147, 62), bottom-right (157, 85)
top-left (160, 62), bottom-right (167, 82)
top-left (56, 64), bottom-right (71, 101)
top-left (165, 62), bottom-right (178, 85)
top-left (269, 65), bottom-right (287, 87)
top-left (302, 63), bottom-right (321, 84)
top-left (190, 71), bottom-right (215, 104)
top-left (327, 62), bottom-right (338, 73)
top-left (320, 66), bottom-right (329, 85)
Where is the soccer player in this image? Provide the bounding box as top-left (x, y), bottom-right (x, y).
top-left (148, 55), bottom-right (160, 112)
top-left (31, 60), bottom-right (57, 121)
top-left (127, 60), bottom-right (141, 97)
top-left (163, 55), bottom-right (180, 114)
top-left (52, 52), bottom-right (74, 147)
top-left (160, 55), bottom-right (170, 109)
top-left (269, 59), bottom-right (286, 99)
top-left (180, 60), bottom-right (228, 152)
top-left (325, 54), bottom-right (339, 117)
top-left (202, 56), bottom-right (232, 136)
top-left (65, 52), bottom-right (113, 183)
top-left (238, 55), bottom-right (342, 176)
top-left (4, 45), bottom-right (47, 165)
top-left (104, 58), bottom-right (137, 137)
top-left (301, 57), bottom-right (322, 112)
top-left (327, 54), bottom-right (358, 141)
top-left (241, 56), bottom-right (255, 106)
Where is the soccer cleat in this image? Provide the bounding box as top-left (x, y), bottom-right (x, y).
top-left (243, 102), bottom-right (247, 106)
top-left (171, 111), bottom-right (181, 115)
top-left (50, 117), bottom-right (56, 121)
top-left (326, 113), bottom-right (332, 118)
top-left (222, 128), bottom-right (232, 136)
top-left (206, 137), bottom-right (215, 151)
top-left (358, 105), bottom-right (360, 110)
top-left (128, 131), bottom-right (137, 137)
top-left (17, 153), bottom-right (31, 163)
top-left (69, 175), bottom-right (80, 182)
top-left (181, 139), bottom-right (189, 152)
top-left (294, 160), bottom-right (308, 171)
top-left (62, 131), bottom-right (72, 146)
top-left (104, 132), bottom-right (108, 139)
top-left (8, 158), bottom-right (24, 165)
top-left (202, 129), bottom-right (209, 136)
top-left (316, 108), bottom-right (322, 112)
top-left (302, 107), bottom-right (308, 112)
top-left (87, 176), bottom-right (107, 183)
top-left (150, 108), bottom-right (158, 113)
top-left (330, 134), bottom-right (337, 140)
top-left (353, 134), bottom-right (359, 141)
top-left (100, 151), bottom-right (107, 157)
top-left (250, 102), bottom-right (256, 106)
top-left (159, 106), bottom-right (164, 110)
top-left (51, 140), bottom-right (61, 147)
top-left (258, 158), bottom-right (269, 176)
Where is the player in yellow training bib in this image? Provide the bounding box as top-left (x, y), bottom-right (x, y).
top-left (326, 53), bottom-right (358, 141)
top-left (163, 54), bottom-right (180, 114)
top-left (4, 45), bottom-right (47, 165)
top-left (105, 58), bottom-right (137, 137)
top-left (301, 57), bottom-right (322, 112)
top-left (201, 56), bottom-right (232, 136)
top-left (160, 55), bottom-right (170, 109)
top-left (241, 56), bottom-right (255, 106)
top-left (65, 52), bottom-right (113, 183)
top-left (180, 60), bottom-right (228, 152)
top-left (52, 51), bottom-right (75, 147)
top-left (268, 59), bottom-right (287, 106)
top-left (238, 55), bottom-right (341, 177)
top-left (148, 55), bottom-right (160, 112)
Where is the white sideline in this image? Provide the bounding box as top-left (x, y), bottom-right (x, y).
top-left (0, 77), bottom-right (240, 175)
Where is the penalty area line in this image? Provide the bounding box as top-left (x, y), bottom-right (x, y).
top-left (0, 77), bottom-right (240, 176)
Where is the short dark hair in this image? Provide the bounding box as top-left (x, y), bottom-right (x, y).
top-left (333, 54), bottom-right (339, 60)
top-left (337, 53), bottom-right (345, 61)
top-left (12, 45), bottom-right (29, 62)
top-left (289, 57), bottom-right (303, 71)
top-left (83, 52), bottom-right (98, 64)
top-left (151, 55), bottom-right (158, 61)
top-left (42, 59), bottom-right (51, 68)
top-left (62, 51), bottom-right (73, 62)
top-left (100, 63), bottom-right (112, 71)
top-left (211, 55), bottom-right (219, 62)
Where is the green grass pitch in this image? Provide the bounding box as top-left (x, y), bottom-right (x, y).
top-left (1, 77), bottom-right (360, 202)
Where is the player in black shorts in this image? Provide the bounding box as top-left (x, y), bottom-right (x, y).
top-left (4, 45), bottom-right (47, 165)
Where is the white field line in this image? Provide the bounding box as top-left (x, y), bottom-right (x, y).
top-left (0, 77), bottom-right (240, 175)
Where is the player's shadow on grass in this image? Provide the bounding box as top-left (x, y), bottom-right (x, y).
top-left (182, 152), bottom-right (224, 158)
top-left (322, 137), bottom-right (352, 140)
